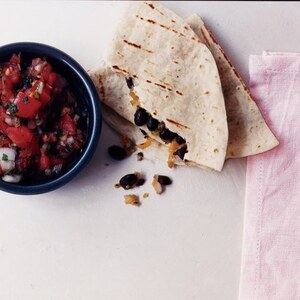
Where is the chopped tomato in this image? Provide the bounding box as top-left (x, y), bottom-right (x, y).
top-left (6, 126), bottom-right (34, 148)
top-left (15, 157), bottom-right (29, 172)
top-left (58, 113), bottom-right (77, 135)
top-left (15, 92), bottom-right (42, 119)
top-left (0, 119), bottom-right (9, 134)
top-left (10, 54), bottom-right (20, 65)
top-left (40, 148), bottom-right (50, 170)
top-left (49, 156), bottom-right (64, 167)
top-left (19, 136), bottom-right (39, 158)
top-left (39, 89), bottom-right (51, 106)
top-left (40, 64), bottom-right (52, 81)
top-left (0, 54), bottom-right (86, 183)
top-left (0, 135), bottom-right (10, 147)
top-left (47, 72), bottom-right (57, 86)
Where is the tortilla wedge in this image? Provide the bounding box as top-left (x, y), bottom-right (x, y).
top-left (101, 1), bottom-right (229, 171)
top-left (89, 2), bottom-right (279, 170)
top-left (185, 14), bottom-right (279, 157)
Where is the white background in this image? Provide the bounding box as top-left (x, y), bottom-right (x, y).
top-left (0, 2), bottom-right (299, 300)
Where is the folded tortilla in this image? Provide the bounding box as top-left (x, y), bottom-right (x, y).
top-left (185, 14), bottom-right (279, 157)
top-left (89, 2), bottom-right (279, 170)
top-left (101, 1), bottom-right (229, 171)
top-left (90, 62), bottom-right (187, 167)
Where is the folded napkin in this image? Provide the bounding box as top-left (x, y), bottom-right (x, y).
top-left (239, 52), bottom-right (300, 300)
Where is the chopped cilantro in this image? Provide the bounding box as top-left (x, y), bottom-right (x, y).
top-left (35, 118), bottom-right (42, 126)
top-left (2, 153), bottom-right (8, 161)
top-left (36, 82), bottom-right (41, 91)
top-left (23, 96), bottom-right (29, 104)
top-left (8, 104), bottom-right (18, 116)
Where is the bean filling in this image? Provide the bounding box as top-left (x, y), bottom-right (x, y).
top-left (147, 116), bottom-right (159, 131)
top-left (125, 77), bottom-right (134, 89)
top-left (133, 107), bottom-right (188, 160)
top-left (134, 107), bottom-right (148, 126)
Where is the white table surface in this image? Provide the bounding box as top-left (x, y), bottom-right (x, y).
top-left (0, 1), bottom-right (299, 300)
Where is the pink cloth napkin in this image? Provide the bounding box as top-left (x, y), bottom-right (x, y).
top-left (239, 52), bottom-right (300, 300)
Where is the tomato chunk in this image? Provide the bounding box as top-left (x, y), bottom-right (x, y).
top-left (40, 148), bottom-right (50, 170)
top-left (58, 113), bottom-right (77, 135)
top-left (15, 92), bottom-right (42, 119)
top-left (6, 126), bottom-right (34, 148)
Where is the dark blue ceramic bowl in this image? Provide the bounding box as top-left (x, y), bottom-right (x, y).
top-left (0, 42), bottom-right (101, 195)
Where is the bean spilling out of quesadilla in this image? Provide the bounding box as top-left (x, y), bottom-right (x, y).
top-left (89, 1), bottom-right (279, 171)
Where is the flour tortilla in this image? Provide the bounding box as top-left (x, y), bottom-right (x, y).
top-left (89, 62), bottom-right (186, 166)
top-left (185, 14), bottom-right (279, 157)
top-left (102, 1), bottom-right (228, 171)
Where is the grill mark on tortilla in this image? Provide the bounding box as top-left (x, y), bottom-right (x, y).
top-left (191, 36), bottom-right (201, 44)
top-left (158, 79), bottom-right (172, 88)
top-left (206, 27), bottom-right (218, 45)
top-left (112, 65), bottom-right (130, 75)
top-left (146, 80), bottom-right (152, 83)
top-left (173, 60), bottom-right (179, 64)
top-left (123, 39), bottom-right (153, 54)
top-left (146, 2), bottom-right (155, 9)
top-left (171, 20), bottom-right (176, 23)
top-left (153, 83), bottom-right (173, 92)
top-left (207, 27), bottom-right (253, 97)
top-left (136, 15), bottom-right (185, 37)
top-left (144, 1), bottom-right (164, 16)
top-left (200, 28), bottom-right (211, 46)
top-left (176, 90), bottom-right (183, 96)
top-left (154, 82), bottom-right (167, 89)
top-left (112, 65), bottom-right (139, 79)
top-left (166, 118), bottom-right (189, 129)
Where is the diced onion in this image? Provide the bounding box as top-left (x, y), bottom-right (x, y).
top-left (4, 117), bottom-right (15, 126)
top-left (66, 136), bottom-right (74, 145)
top-left (0, 148), bottom-right (16, 161)
top-left (2, 174), bottom-right (22, 183)
top-left (34, 62), bottom-right (46, 72)
top-left (37, 81), bottom-right (44, 94)
top-left (0, 160), bottom-right (15, 172)
top-left (52, 164), bottom-right (62, 174)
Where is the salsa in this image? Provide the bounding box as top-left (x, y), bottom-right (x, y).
top-left (0, 54), bottom-right (87, 183)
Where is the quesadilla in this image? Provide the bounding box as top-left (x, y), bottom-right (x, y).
top-left (185, 14), bottom-right (279, 157)
top-left (89, 62), bottom-right (181, 165)
top-left (101, 1), bottom-right (229, 171)
top-left (89, 1), bottom-right (279, 171)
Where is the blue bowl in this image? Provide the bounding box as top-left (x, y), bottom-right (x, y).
top-left (0, 42), bottom-right (101, 195)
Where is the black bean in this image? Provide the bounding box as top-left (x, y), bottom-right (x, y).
top-left (175, 135), bottom-right (186, 145)
top-left (137, 178), bottom-right (145, 186)
top-left (159, 128), bottom-right (176, 141)
top-left (157, 175), bottom-right (172, 186)
top-left (140, 129), bottom-right (147, 137)
top-left (147, 116), bottom-right (159, 131)
top-left (108, 145), bottom-right (127, 160)
top-left (119, 173), bottom-right (138, 190)
top-left (174, 146), bottom-right (188, 160)
top-left (134, 107), bottom-right (149, 126)
top-left (137, 152), bottom-right (144, 161)
top-left (125, 77), bottom-right (134, 89)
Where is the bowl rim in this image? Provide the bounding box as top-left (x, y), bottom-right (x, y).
top-left (0, 42), bottom-right (101, 195)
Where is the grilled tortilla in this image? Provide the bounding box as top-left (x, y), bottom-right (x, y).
top-left (89, 62), bottom-right (184, 166)
top-left (89, 2), bottom-right (279, 169)
top-left (102, 1), bottom-right (229, 171)
top-left (185, 14), bottom-right (279, 157)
